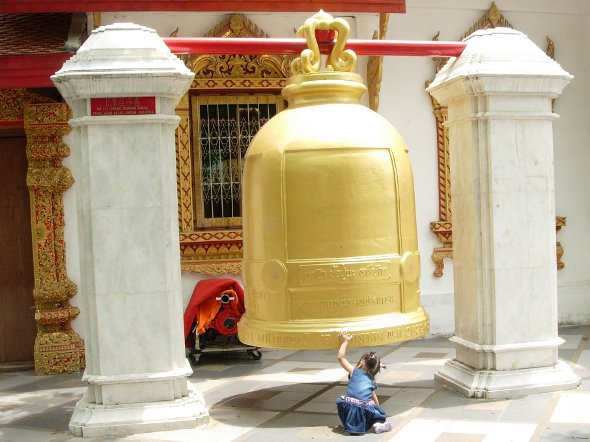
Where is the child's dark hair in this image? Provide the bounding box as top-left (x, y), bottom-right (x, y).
top-left (357, 351), bottom-right (382, 380)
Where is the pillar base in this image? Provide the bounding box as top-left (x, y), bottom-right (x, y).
top-left (69, 381), bottom-right (208, 438)
top-left (435, 359), bottom-right (580, 399)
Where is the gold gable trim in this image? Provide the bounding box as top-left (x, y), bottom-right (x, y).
top-left (187, 14), bottom-right (292, 91)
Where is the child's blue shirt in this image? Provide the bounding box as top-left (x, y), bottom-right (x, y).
top-left (346, 367), bottom-right (377, 401)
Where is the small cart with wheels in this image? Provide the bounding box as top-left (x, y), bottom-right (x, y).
top-left (183, 278), bottom-right (262, 365)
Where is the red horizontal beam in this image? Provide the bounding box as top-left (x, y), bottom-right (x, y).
top-left (0, 0), bottom-right (405, 13)
top-left (0, 53), bottom-right (74, 89)
top-left (0, 37), bottom-right (463, 89)
top-left (163, 37), bottom-right (466, 57)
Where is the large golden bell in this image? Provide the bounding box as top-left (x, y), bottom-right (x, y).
top-left (238, 11), bottom-right (429, 349)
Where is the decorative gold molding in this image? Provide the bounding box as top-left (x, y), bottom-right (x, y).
top-left (367, 13), bottom-right (389, 111)
top-left (178, 14), bottom-right (290, 275)
top-left (186, 14), bottom-right (292, 92)
top-left (179, 230), bottom-right (243, 273)
top-left (181, 262), bottom-right (243, 276)
top-left (176, 93), bottom-right (194, 233)
top-left (428, 2), bottom-right (566, 277)
top-left (0, 89), bottom-right (52, 124)
top-left (24, 102), bottom-right (85, 375)
top-left (92, 12), bottom-right (101, 29)
top-left (556, 216), bottom-right (566, 269)
top-left (205, 13), bottom-right (268, 39)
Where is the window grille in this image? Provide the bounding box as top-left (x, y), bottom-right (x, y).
top-left (191, 95), bottom-right (284, 229)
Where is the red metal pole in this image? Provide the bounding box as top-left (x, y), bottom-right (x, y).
top-left (162, 37), bottom-right (465, 57)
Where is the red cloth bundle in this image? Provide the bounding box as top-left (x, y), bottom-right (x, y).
top-left (183, 278), bottom-right (245, 345)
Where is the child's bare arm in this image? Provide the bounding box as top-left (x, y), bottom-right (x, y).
top-left (338, 332), bottom-right (354, 374)
top-left (371, 390), bottom-right (380, 405)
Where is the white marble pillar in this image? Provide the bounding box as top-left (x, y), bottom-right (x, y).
top-left (427, 28), bottom-right (580, 399)
top-left (52, 23), bottom-right (208, 436)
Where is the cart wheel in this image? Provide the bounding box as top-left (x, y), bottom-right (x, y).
top-left (247, 349), bottom-right (262, 360)
top-left (189, 351), bottom-right (201, 365)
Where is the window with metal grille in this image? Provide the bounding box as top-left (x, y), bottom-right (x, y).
top-left (191, 95), bottom-right (284, 229)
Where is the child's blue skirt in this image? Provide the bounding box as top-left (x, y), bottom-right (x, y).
top-left (336, 396), bottom-right (387, 434)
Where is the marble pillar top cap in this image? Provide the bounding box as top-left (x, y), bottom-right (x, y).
top-left (52, 23), bottom-right (193, 101)
top-left (427, 27), bottom-right (572, 99)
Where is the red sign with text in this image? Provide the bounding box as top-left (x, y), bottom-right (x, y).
top-left (90, 97), bottom-right (156, 116)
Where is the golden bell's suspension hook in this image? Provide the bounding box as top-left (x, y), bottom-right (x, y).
top-left (291, 10), bottom-right (357, 74)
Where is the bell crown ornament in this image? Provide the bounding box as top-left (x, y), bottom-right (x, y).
top-left (290, 9), bottom-right (357, 74)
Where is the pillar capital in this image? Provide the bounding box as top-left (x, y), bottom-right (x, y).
top-left (52, 23), bottom-right (193, 107)
top-left (427, 27), bottom-right (572, 104)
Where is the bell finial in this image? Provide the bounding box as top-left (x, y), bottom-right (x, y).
top-left (291, 10), bottom-right (357, 75)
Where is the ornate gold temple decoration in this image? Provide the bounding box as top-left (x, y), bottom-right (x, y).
top-left (427, 2), bottom-right (566, 276)
top-left (546, 36), bottom-right (555, 59)
top-left (24, 103), bottom-right (85, 375)
top-left (92, 12), bottom-right (101, 29)
top-left (178, 14), bottom-right (290, 275)
top-left (367, 12), bottom-right (389, 111)
top-left (0, 89), bottom-right (52, 126)
top-left (186, 14), bottom-right (292, 92)
top-left (176, 92), bottom-right (193, 234)
top-left (556, 216), bottom-right (566, 269)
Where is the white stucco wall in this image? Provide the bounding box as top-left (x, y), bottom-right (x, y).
top-left (63, 1), bottom-right (590, 339)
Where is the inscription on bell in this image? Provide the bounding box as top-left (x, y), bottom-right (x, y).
top-left (290, 288), bottom-right (400, 320)
top-left (299, 261), bottom-right (394, 285)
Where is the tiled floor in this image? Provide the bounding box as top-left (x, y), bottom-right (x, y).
top-left (1, 326), bottom-right (589, 441)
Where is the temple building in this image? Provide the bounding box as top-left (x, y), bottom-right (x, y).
top-left (0, 0), bottom-right (589, 380)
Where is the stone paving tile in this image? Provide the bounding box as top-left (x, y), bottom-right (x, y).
top-left (5, 399), bottom-right (78, 432)
top-left (256, 348), bottom-right (300, 360)
top-left (436, 433), bottom-right (485, 442)
top-left (5, 374), bottom-right (85, 393)
top-left (0, 427), bottom-right (71, 442)
top-left (190, 357), bottom-right (273, 379)
top-left (558, 326), bottom-right (589, 335)
top-left (0, 372), bottom-right (43, 392)
top-left (419, 389), bottom-right (506, 421)
top-left (206, 380), bottom-right (282, 407)
top-left (558, 349), bottom-right (576, 361)
top-left (390, 419), bottom-right (537, 442)
top-left (401, 337), bottom-right (453, 347)
top-left (539, 423), bottom-right (590, 441)
top-left (499, 391), bottom-right (554, 422)
top-left (380, 387), bottom-right (437, 418)
top-left (549, 392), bottom-right (590, 424)
top-left (187, 377), bottom-right (230, 394)
top-left (559, 334), bottom-right (583, 350)
top-left (381, 347), bottom-right (455, 365)
top-left (238, 410), bottom-right (354, 442)
top-left (577, 349), bottom-right (590, 369)
top-left (0, 391), bottom-right (80, 426)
